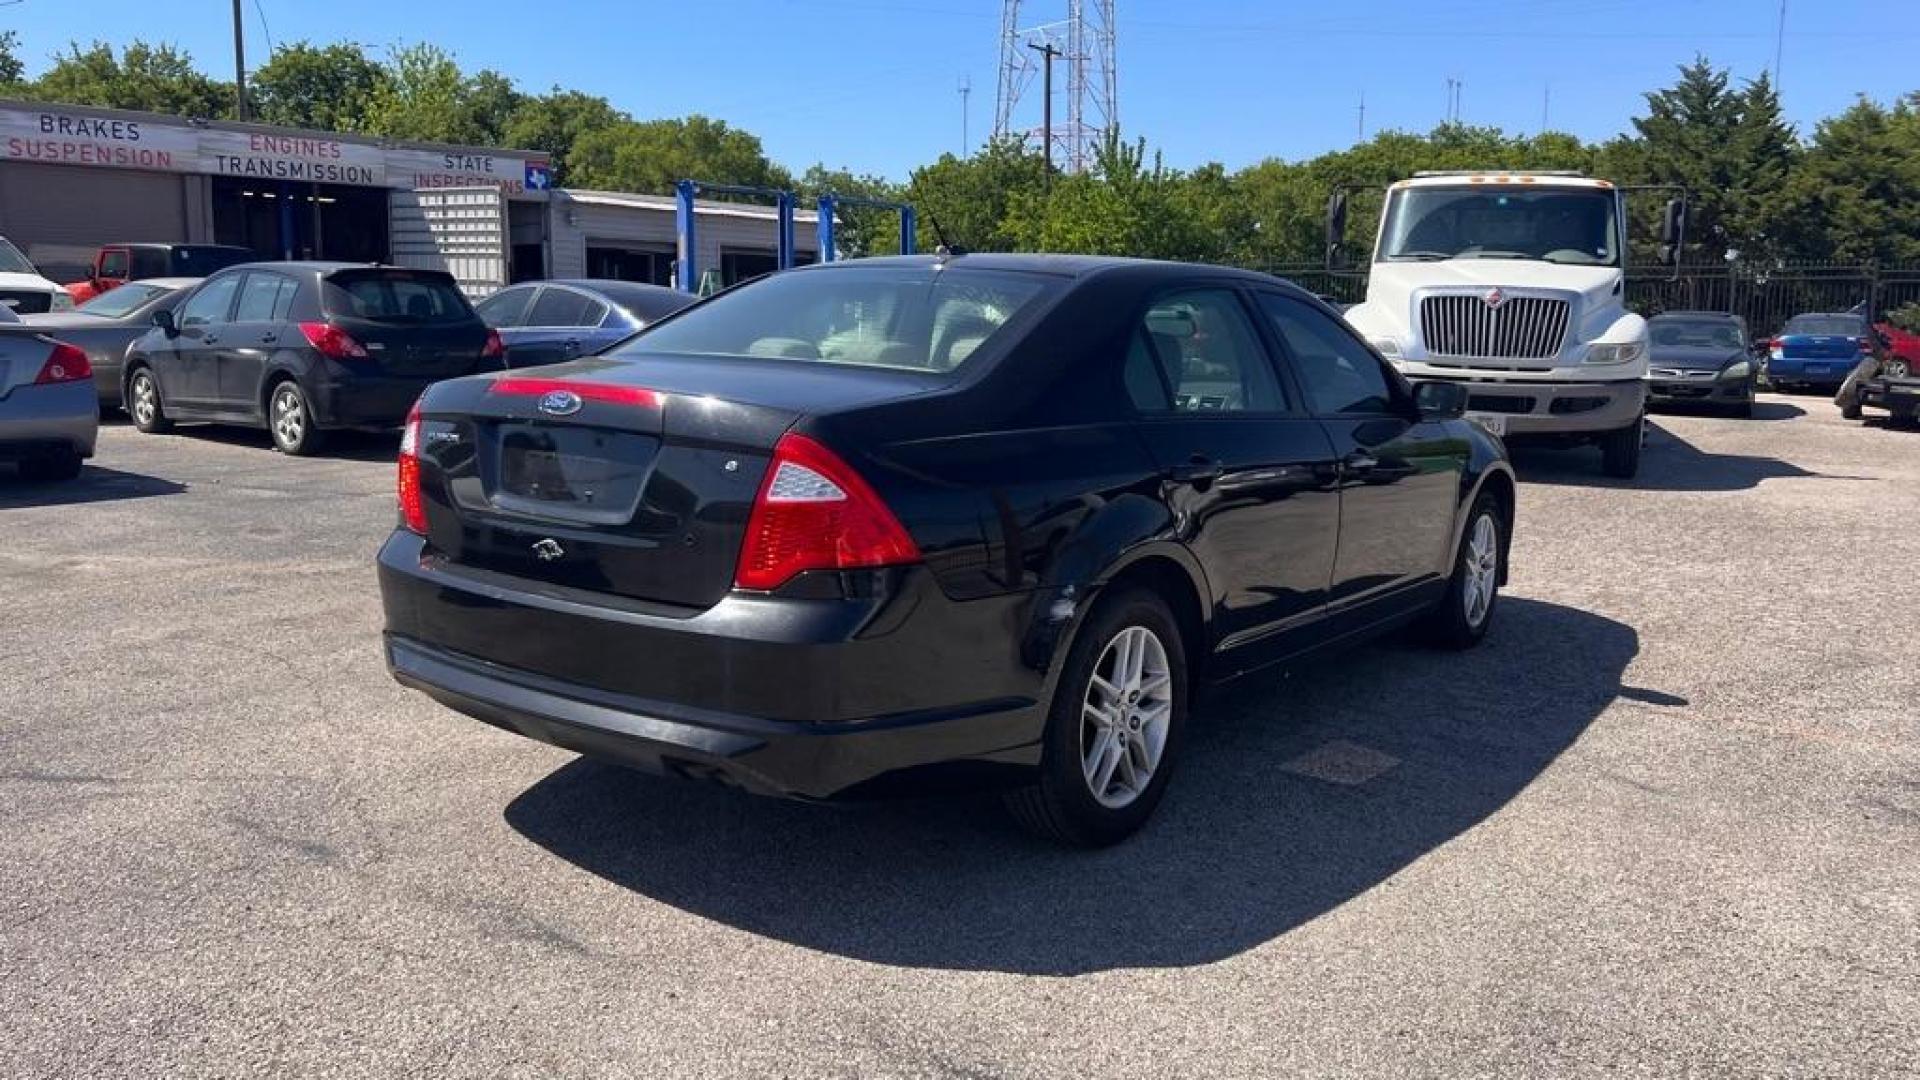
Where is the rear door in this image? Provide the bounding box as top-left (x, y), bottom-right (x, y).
top-left (1122, 286), bottom-right (1342, 669)
top-left (321, 268), bottom-right (490, 378)
top-left (164, 273), bottom-right (242, 408)
top-left (1255, 290), bottom-right (1465, 622)
top-left (218, 270), bottom-right (301, 409)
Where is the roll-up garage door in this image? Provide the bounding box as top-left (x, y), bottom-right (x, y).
top-left (0, 162), bottom-right (187, 281)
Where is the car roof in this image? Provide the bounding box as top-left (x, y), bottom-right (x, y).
top-left (1789, 312), bottom-right (1862, 319)
top-left (210, 261), bottom-right (453, 278)
top-left (1652, 310), bottom-right (1740, 320)
top-left (134, 277), bottom-right (203, 289)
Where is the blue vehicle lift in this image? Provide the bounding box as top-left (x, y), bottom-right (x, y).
top-left (674, 179), bottom-right (796, 293)
top-left (816, 195), bottom-right (917, 263)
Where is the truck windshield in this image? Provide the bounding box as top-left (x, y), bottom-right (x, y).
top-left (1378, 187), bottom-right (1619, 267)
top-left (0, 237), bottom-right (37, 274)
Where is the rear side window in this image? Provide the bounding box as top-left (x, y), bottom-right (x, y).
top-left (617, 266), bottom-right (1057, 373)
top-left (475, 287), bottom-right (535, 328)
top-left (1127, 288), bottom-right (1285, 413)
top-left (325, 271), bottom-right (474, 324)
top-left (98, 249), bottom-right (130, 279)
top-left (528, 288), bottom-right (596, 327)
top-left (233, 272), bottom-right (298, 322)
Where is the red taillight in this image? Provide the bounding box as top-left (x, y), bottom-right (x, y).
top-left (482, 328), bottom-right (506, 363)
top-left (34, 342), bottom-right (92, 384)
top-left (397, 401), bottom-right (427, 534)
top-left (734, 432), bottom-right (920, 591)
top-left (487, 377), bottom-right (658, 408)
top-left (299, 321), bottom-right (370, 361)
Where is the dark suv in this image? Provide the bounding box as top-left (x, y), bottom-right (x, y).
top-left (126, 263), bottom-right (502, 454)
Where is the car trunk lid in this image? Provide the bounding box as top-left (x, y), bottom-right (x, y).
top-left (1778, 333), bottom-right (1862, 360)
top-left (413, 354), bottom-right (937, 611)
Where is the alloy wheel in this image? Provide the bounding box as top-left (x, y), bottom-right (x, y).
top-left (1079, 625), bottom-right (1173, 809)
top-left (1463, 513), bottom-right (1499, 628)
top-left (131, 373), bottom-right (156, 428)
top-left (271, 385), bottom-right (305, 449)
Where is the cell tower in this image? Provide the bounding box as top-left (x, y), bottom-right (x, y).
top-left (994, 0), bottom-right (1117, 173)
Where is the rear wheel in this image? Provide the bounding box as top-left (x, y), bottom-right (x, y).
top-left (1600, 414), bottom-right (1643, 479)
top-left (1005, 588), bottom-right (1187, 847)
top-left (127, 367), bottom-right (171, 434)
top-left (267, 379), bottom-right (326, 456)
top-left (1888, 358), bottom-right (1912, 379)
top-left (17, 449), bottom-right (83, 483)
top-left (1421, 493), bottom-right (1503, 650)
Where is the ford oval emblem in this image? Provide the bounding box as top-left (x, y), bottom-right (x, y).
top-left (537, 389), bottom-right (583, 416)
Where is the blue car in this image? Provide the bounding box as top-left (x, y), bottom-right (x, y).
top-left (473, 279), bottom-right (696, 369)
top-left (1766, 312), bottom-right (1874, 392)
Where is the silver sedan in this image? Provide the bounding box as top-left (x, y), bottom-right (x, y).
top-left (23, 277), bottom-right (199, 411)
top-left (1, 323), bottom-right (98, 482)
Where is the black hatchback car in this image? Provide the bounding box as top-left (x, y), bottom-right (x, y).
top-left (126, 263), bottom-right (502, 454)
top-left (378, 255), bottom-right (1515, 845)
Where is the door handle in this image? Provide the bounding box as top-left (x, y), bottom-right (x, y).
top-left (562, 339), bottom-right (581, 353)
top-left (1342, 451), bottom-right (1379, 476)
top-left (260, 333), bottom-right (277, 344)
top-left (202, 335), bottom-right (220, 344)
top-left (1168, 454), bottom-right (1224, 489)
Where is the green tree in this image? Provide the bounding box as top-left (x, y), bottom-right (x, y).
top-left (502, 89), bottom-right (626, 184)
top-left (1, 31), bottom-right (25, 88)
top-left (566, 115), bottom-right (791, 194)
top-left (28, 40), bottom-right (232, 118)
top-left (362, 43), bottom-right (522, 145)
top-left (905, 138), bottom-right (1049, 252)
top-left (250, 42), bottom-right (389, 132)
top-left (1776, 93), bottom-right (1920, 263)
top-left (797, 164), bottom-right (906, 257)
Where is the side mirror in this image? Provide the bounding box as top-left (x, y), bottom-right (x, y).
top-left (1324, 189), bottom-right (1348, 268)
top-left (1413, 380), bottom-right (1468, 419)
top-left (152, 309), bottom-right (177, 336)
top-left (1658, 198), bottom-right (1687, 265)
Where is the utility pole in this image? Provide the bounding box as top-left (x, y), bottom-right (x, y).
top-left (231, 0), bottom-right (249, 120)
top-left (1541, 83), bottom-right (1551, 134)
top-left (1772, 0), bottom-right (1787, 92)
top-left (959, 76), bottom-right (971, 154)
top-left (1356, 90), bottom-right (1366, 143)
top-left (1027, 39), bottom-right (1060, 191)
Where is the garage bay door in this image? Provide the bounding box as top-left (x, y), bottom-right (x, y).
top-left (0, 162), bottom-right (188, 281)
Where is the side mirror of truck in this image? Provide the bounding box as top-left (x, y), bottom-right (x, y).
top-left (1658, 198), bottom-right (1687, 265)
top-left (1412, 380), bottom-right (1468, 419)
top-left (1324, 190), bottom-right (1348, 269)
top-left (152, 309), bottom-right (177, 336)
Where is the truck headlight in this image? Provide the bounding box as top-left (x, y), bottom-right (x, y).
top-left (50, 292), bottom-right (75, 312)
top-left (1370, 338), bottom-right (1402, 360)
top-left (1721, 360), bottom-right (1751, 380)
top-left (1586, 341), bottom-right (1645, 365)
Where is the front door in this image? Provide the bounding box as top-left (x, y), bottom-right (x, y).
top-left (164, 273), bottom-right (242, 409)
top-left (1254, 291), bottom-right (1467, 622)
top-left (1123, 286), bottom-right (1342, 672)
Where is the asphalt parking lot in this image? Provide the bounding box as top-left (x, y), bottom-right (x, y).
top-left (3, 397), bottom-right (1916, 1078)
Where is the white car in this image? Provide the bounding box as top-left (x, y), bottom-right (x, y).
top-left (0, 235), bottom-right (75, 317)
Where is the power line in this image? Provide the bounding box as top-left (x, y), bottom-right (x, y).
top-left (253, 0), bottom-right (276, 55)
top-left (958, 75), bottom-right (971, 155)
top-left (1772, 0), bottom-right (1786, 92)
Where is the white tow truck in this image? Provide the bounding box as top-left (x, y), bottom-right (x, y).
top-left (1330, 172), bottom-right (1685, 478)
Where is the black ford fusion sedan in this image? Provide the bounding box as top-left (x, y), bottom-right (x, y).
top-left (378, 254), bottom-right (1515, 845)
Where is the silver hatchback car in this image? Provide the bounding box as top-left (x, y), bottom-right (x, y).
top-left (1, 315), bottom-right (98, 482)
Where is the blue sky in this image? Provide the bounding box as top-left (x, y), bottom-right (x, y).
top-left (6, 0), bottom-right (1915, 179)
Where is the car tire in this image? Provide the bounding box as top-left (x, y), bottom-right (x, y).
top-left (126, 367), bottom-right (172, 434)
top-left (1600, 414), bottom-right (1643, 479)
top-left (1888, 358), bottom-right (1912, 379)
top-left (1420, 492), bottom-right (1504, 650)
top-left (17, 450), bottom-right (83, 484)
top-left (267, 379), bottom-right (326, 456)
top-left (1840, 398), bottom-right (1863, 420)
top-left (1005, 587), bottom-right (1188, 847)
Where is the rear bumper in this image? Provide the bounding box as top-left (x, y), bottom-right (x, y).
top-left (310, 372), bottom-right (450, 430)
top-left (377, 530), bottom-right (1047, 799)
top-left (1455, 378), bottom-right (1646, 435)
top-left (0, 381), bottom-right (99, 459)
top-left (1860, 379), bottom-right (1920, 414)
top-left (1765, 357), bottom-right (1860, 387)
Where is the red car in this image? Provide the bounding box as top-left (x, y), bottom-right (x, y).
top-left (64, 243), bottom-right (253, 305)
top-left (1874, 322), bottom-right (1920, 378)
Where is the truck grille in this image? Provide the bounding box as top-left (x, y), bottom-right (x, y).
top-left (1421, 294), bottom-right (1570, 360)
top-left (0, 290), bottom-right (53, 315)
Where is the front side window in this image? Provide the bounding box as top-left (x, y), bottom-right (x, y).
top-left (1259, 293), bottom-right (1396, 415)
top-left (616, 266), bottom-right (1057, 374)
top-left (178, 274), bottom-right (242, 327)
top-left (1125, 288), bottom-right (1285, 413)
top-left (1379, 186), bottom-right (1620, 267)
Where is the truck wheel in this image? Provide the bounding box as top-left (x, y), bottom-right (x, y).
top-left (1888, 358), bottom-right (1911, 379)
top-left (1601, 414), bottom-right (1643, 479)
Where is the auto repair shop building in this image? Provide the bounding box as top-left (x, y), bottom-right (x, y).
top-left (0, 99), bottom-right (815, 289)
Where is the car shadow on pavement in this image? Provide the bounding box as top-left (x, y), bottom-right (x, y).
top-left (1513, 421), bottom-right (1862, 492)
top-left (152, 425), bottom-right (401, 463)
top-left (0, 464), bottom-right (186, 507)
top-left (504, 596), bottom-right (1638, 975)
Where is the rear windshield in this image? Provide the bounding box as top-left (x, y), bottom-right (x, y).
top-left (325, 270), bottom-right (475, 324)
top-left (172, 247), bottom-right (251, 277)
top-left (615, 265), bottom-right (1059, 373)
top-left (1784, 315), bottom-right (1863, 337)
top-left (76, 281), bottom-right (174, 318)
